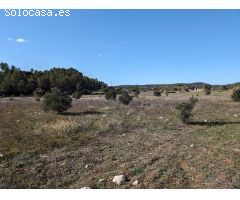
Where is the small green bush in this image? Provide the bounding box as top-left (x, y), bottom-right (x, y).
top-left (104, 87), bottom-right (116, 101)
top-left (72, 91), bottom-right (82, 99)
top-left (204, 84), bottom-right (211, 95)
top-left (33, 88), bottom-right (45, 97)
top-left (42, 87), bottom-right (72, 114)
top-left (132, 87), bottom-right (140, 97)
top-left (118, 90), bottom-right (133, 105)
top-left (176, 96), bottom-right (198, 124)
top-left (231, 89), bottom-right (240, 102)
top-left (154, 90), bottom-right (161, 97)
top-left (9, 95), bottom-right (14, 101)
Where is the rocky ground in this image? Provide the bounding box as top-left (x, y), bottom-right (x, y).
top-left (1, 91), bottom-right (240, 188)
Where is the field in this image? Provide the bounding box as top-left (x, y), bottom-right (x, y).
top-left (1, 91), bottom-right (240, 189)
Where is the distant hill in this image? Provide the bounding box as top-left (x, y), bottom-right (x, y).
top-left (115, 82), bottom-right (215, 89)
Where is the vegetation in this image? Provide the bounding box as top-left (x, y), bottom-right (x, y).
top-left (153, 89), bottom-right (161, 97)
top-left (72, 91), bottom-right (82, 99)
top-left (104, 87), bottom-right (117, 101)
top-left (204, 84), bottom-right (211, 95)
top-left (42, 87), bottom-right (72, 114)
top-left (132, 87), bottom-right (140, 97)
top-left (231, 89), bottom-right (240, 102)
top-left (118, 90), bottom-right (133, 105)
top-left (176, 96), bottom-right (198, 124)
top-left (0, 62), bottom-right (107, 97)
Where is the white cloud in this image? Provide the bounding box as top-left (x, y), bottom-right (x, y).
top-left (16, 38), bottom-right (26, 43)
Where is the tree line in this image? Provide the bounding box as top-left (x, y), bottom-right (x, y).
top-left (0, 62), bottom-right (107, 96)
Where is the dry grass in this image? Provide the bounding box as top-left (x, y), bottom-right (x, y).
top-left (1, 91), bottom-right (240, 188)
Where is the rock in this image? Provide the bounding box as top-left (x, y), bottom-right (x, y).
top-left (0, 153), bottom-right (3, 158)
top-left (190, 144), bottom-right (194, 148)
top-left (99, 179), bottom-right (105, 183)
top-left (16, 120), bottom-right (20, 123)
top-left (112, 175), bottom-right (126, 185)
top-left (40, 155), bottom-right (48, 158)
top-left (204, 120), bottom-right (208, 123)
top-left (126, 112), bottom-right (130, 115)
top-left (234, 114), bottom-right (239, 118)
top-left (102, 114), bottom-right (106, 117)
top-left (85, 164), bottom-right (89, 169)
top-left (159, 117), bottom-right (163, 119)
top-left (133, 180), bottom-right (139, 186)
top-left (81, 187), bottom-right (91, 189)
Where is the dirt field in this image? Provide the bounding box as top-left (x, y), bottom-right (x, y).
top-left (1, 91), bottom-right (240, 188)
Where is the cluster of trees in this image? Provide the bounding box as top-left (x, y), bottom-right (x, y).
top-left (0, 62), bottom-right (107, 97)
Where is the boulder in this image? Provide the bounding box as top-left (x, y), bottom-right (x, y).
top-left (112, 175), bottom-right (126, 185)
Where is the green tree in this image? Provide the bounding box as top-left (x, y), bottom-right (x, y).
top-left (42, 87), bottom-right (72, 114)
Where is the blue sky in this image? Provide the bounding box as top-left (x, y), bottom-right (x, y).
top-left (1, 10), bottom-right (240, 85)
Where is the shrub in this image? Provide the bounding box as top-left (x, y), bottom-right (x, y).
top-left (42, 87), bottom-right (72, 114)
top-left (9, 95), bottom-right (14, 101)
top-left (221, 85), bottom-right (228, 91)
top-left (132, 87), bottom-right (140, 97)
top-left (231, 89), bottom-right (240, 102)
top-left (154, 89), bottom-right (161, 97)
top-left (72, 91), bottom-right (82, 99)
top-left (118, 90), bottom-right (133, 105)
top-left (204, 84), bottom-right (211, 95)
top-left (176, 96), bottom-right (198, 124)
top-left (104, 87), bottom-right (116, 101)
top-left (33, 88), bottom-right (45, 97)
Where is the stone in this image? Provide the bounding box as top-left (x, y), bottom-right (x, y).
top-left (99, 179), bottom-right (105, 183)
top-left (112, 175), bottom-right (126, 185)
top-left (81, 187), bottom-right (91, 189)
top-left (133, 180), bottom-right (139, 186)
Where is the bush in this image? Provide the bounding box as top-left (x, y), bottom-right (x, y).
top-left (231, 89), bottom-right (240, 102)
top-left (176, 96), bottom-right (198, 124)
top-left (72, 91), bottom-right (82, 99)
top-left (132, 87), bottom-right (140, 97)
top-left (104, 87), bottom-right (116, 101)
top-left (118, 90), bottom-right (133, 105)
top-left (9, 95), bottom-right (14, 101)
top-left (204, 84), bottom-right (211, 95)
top-left (42, 87), bottom-right (72, 114)
top-left (154, 90), bottom-right (161, 97)
top-left (33, 88), bottom-right (45, 97)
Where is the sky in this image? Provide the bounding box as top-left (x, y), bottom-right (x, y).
top-left (1, 10), bottom-right (240, 85)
